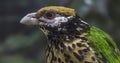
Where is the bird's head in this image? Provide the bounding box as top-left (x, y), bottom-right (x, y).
top-left (20, 6), bottom-right (90, 35)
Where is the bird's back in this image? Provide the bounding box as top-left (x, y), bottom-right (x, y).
top-left (86, 26), bottom-right (120, 63)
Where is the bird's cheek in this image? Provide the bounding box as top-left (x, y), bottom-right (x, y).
top-left (55, 17), bottom-right (68, 23)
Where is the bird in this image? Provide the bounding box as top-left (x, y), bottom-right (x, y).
top-left (20, 6), bottom-right (120, 63)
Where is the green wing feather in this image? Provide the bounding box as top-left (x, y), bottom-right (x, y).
top-left (86, 26), bottom-right (120, 63)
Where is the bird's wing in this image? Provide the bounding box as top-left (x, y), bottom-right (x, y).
top-left (86, 26), bottom-right (120, 63)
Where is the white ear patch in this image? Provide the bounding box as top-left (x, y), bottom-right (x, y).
top-left (55, 17), bottom-right (68, 23)
top-left (42, 16), bottom-right (69, 27)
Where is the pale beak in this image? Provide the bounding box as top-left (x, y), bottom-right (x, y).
top-left (20, 12), bottom-right (39, 25)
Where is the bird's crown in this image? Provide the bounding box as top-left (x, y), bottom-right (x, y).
top-left (36, 6), bottom-right (76, 17)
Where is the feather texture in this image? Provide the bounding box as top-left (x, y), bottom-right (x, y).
top-left (86, 26), bottom-right (120, 63)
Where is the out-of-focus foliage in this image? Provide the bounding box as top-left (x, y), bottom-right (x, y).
top-left (0, 0), bottom-right (120, 63)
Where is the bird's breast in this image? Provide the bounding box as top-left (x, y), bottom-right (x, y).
top-left (46, 38), bottom-right (99, 63)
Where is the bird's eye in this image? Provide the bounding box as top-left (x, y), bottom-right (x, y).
top-left (44, 12), bottom-right (56, 19)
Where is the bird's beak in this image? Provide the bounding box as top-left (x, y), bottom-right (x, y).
top-left (20, 12), bottom-right (39, 25)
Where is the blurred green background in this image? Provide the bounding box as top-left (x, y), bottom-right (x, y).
top-left (0, 0), bottom-right (120, 63)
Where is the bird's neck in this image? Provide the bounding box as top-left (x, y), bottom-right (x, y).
top-left (46, 32), bottom-right (98, 63)
top-left (47, 32), bottom-right (87, 46)
top-left (45, 15), bottom-right (90, 51)
top-left (46, 15), bottom-right (98, 63)
top-left (47, 15), bottom-right (90, 46)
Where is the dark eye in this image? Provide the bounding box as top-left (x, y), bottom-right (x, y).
top-left (44, 12), bottom-right (56, 19)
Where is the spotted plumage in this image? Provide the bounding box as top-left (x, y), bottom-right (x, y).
top-left (20, 6), bottom-right (120, 63)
